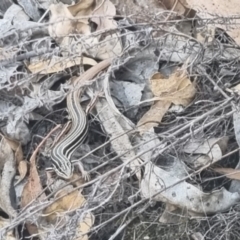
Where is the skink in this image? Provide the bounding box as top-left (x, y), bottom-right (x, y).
top-left (50, 59), bottom-right (111, 179)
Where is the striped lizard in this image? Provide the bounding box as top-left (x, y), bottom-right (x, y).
top-left (50, 59), bottom-right (111, 179)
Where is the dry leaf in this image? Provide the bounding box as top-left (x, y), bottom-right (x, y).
top-left (15, 144), bottom-right (24, 165)
top-left (151, 71), bottom-right (196, 106)
top-left (191, 232), bottom-right (204, 240)
top-left (21, 157), bottom-right (44, 208)
top-left (75, 212), bottom-right (95, 240)
top-left (0, 135), bottom-right (23, 164)
top-left (91, 0), bottom-right (117, 30)
top-left (195, 25), bottom-right (215, 43)
top-left (187, 155), bottom-right (211, 168)
top-left (43, 189), bottom-right (86, 223)
top-left (137, 100), bottom-right (171, 133)
top-left (21, 132), bottom-right (48, 231)
top-left (48, 2), bottom-right (99, 60)
top-left (71, 173), bottom-right (86, 188)
top-left (96, 98), bottom-right (142, 181)
top-left (25, 224), bottom-right (39, 238)
top-left (68, 0), bottom-right (95, 19)
top-left (159, 203), bottom-right (188, 223)
top-left (233, 110), bottom-right (240, 148)
top-left (16, 160), bottom-right (28, 185)
top-left (48, 3), bottom-right (75, 38)
top-left (49, 1), bottom-right (121, 60)
top-left (70, 0), bottom-right (122, 60)
top-left (48, 3), bottom-right (91, 39)
top-left (0, 217), bottom-right (16, 240)
top-left (27, 56), bottom-right (97, 74)
top-left (91, 0), bottom-right (122, 59)
top-left (230, 83), bottom-right (240, 96)
top-left (91, 33), bottom-right (122, 60)
top-left (0, 47), bottom-right (18, 61)
top-left (213, 168), bottom-right (240, 180)
top-left (183, 137), bottom-right (229, 163)
top-left (137, 70), bottom-right (196, 133)
top-left (20, 134), bottom-right (47, 236)
top-left (0, 138), bottom-right (17, 217)
top-left (141, 162), bottom-right (240, 214)
top-left (21, 126), bottom-right (59, 209)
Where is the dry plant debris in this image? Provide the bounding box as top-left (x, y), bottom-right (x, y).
top-left (0, 137), bottom-right (17, 218)
top-left (43, 188), bottom-right (87, 223)
top-left (2, 0), bottom-right (240, 239)
top-left (137, 69), bottom-right (196, 133)
top-left (187, 0), bottom-right (240, 44)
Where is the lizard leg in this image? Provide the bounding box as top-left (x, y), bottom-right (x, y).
top-left (73, 160), bottom-right (90, 181)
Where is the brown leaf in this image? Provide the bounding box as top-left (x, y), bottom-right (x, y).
top-left (15, 144), bottom-right (24, 165)
top-left (1, 136), bottom-right (25, 184)
top-left (43, 189), bottom-right (86, 223)
top-left (68, 0), bottom-right (95, 19)
top-left (48, 3), bottom-right (91, 39)
top-left (151, 72), bottom-right (181, 94)
top-left (20, 145), bottom-right (46, 236)
top-left (90, 0), bottom-right (121, 59)
top-left (27, 56), bottom-right (97, 74)
top-left (213, 168), bottom-right (240, 180)
top-left (91, 0), bottom-right (117, 30)
top-left (20, 125), bottom-right (60, 235)
top-left (49, 1), bottom-right (121, 60)
top-left (21, 156), bottom-right (44, 209)
top-left (0, 138), bottom-right (17, 217)
top-left (75, 212), bottom-right (95, 240)
top-left (25, 224), bottom-right (39, 237)
top-left (16, 160), bottom-right (28, 185)
top-left (151, 70), bottom-right (196, 106)
top-left (1, 135), bottom-right (19, 151)
top-left (49, 3), bottom-right (75, 38)
top-left (71, 173), bottom-right (86, 189)
top-left (1, 135), bottom-right (23, 164)
top-left (137, 100), bottom-right (171, 134)
top-left (137, 69), bottom-right (196, 133)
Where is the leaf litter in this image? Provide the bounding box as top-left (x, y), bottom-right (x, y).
top-left (1, 0), bottom-right (240, 239)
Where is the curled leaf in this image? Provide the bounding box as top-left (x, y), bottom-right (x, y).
top-left (151, 71), bottom-right (196, 106)
top-left (137, 69), bottom-right (196, 133)
top-left (43, 189), bottom-right (86, 223)
top-left (0, 138), bottom-right (17, 217)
